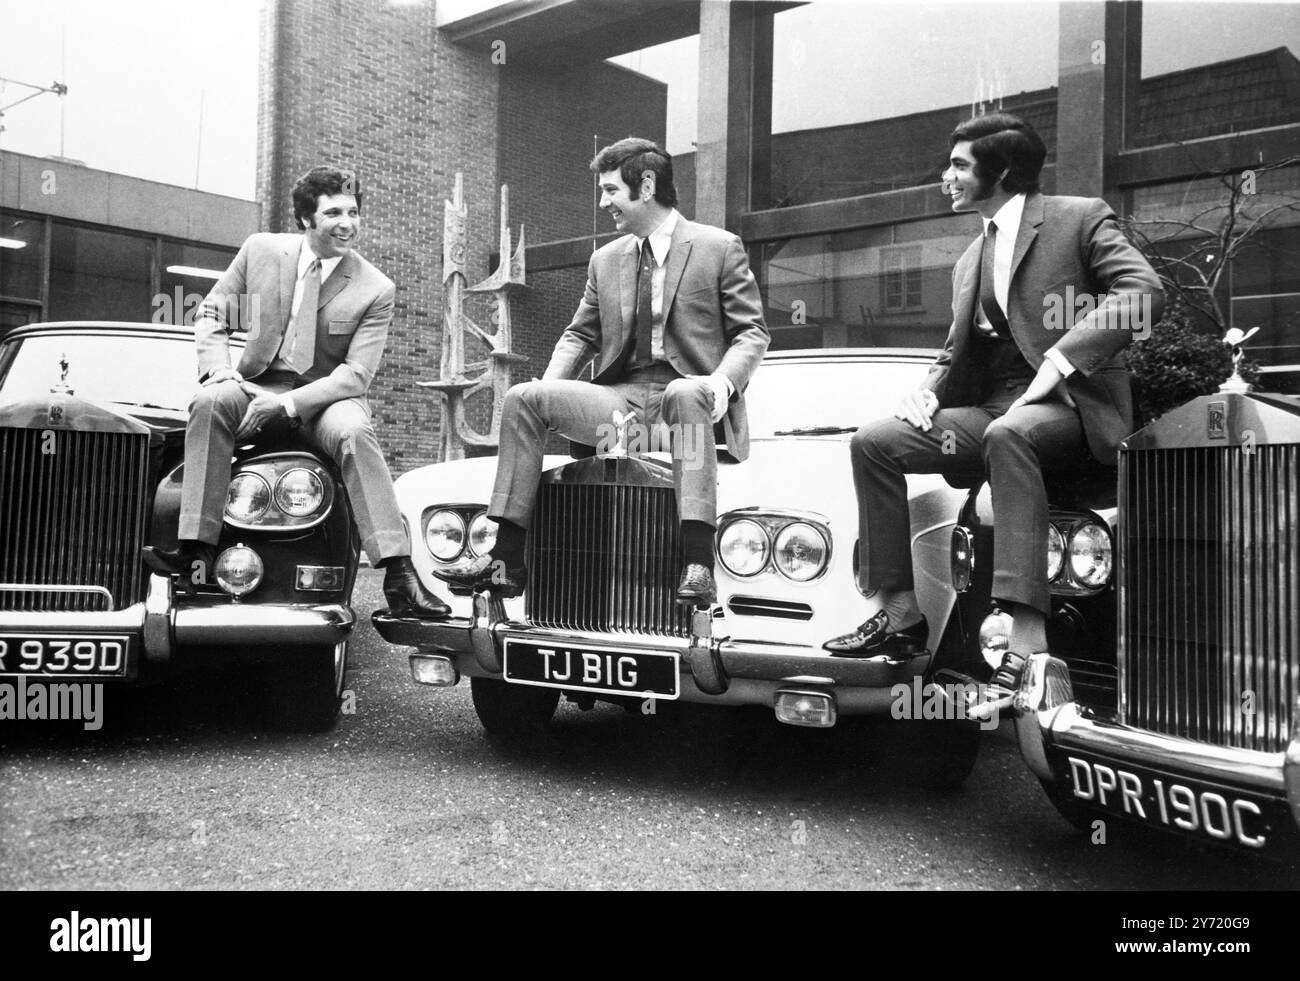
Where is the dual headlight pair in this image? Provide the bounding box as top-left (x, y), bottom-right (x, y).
top-left (225, 457), bottom-right (333, 528)
top-left (424, 507), bottom-right (498, 563)
top-left (717, 514), bottom-right (831, 583)
top-left (951, 515), bottom-right (1113, 594)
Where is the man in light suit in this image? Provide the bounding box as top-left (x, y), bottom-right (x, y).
top-left (143, 166), bottom-right (449, 618)
top-left (823, 114), bottom-right (1162, 687)
top-left (444, 137), bottom-right (770, 605)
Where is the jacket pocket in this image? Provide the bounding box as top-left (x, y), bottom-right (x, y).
top-left (328, 320), bottom-right (356, 335)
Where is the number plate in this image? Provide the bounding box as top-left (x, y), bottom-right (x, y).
top-left (1053, 749), bottom-right (1297, 851)
top-left (503, 640), bottom-right (679, 699)
top-left (0, 635), bottom-right (130, 677)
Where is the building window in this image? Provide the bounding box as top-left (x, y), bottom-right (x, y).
top-left (48, 223), bottom-right (153, 323)
top-left (0, 212), bottom-right (46, 333)
top-left (157, 241), bottom-right (238, 325)
top-left (881, 246), bottom-right (924, 312)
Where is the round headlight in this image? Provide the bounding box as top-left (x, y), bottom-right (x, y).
top-left (1046, 523), bottom-right (1066, 582)
top-left (226, 473), bottom-right (271, 523)
top-left (468, 512), bottom-right (498, 557)
top-left (214, 544), bottom-right (264, 597)
top-left (978, 607), bottom-right (1014, 670)
top-left (1068, 522), bottom-right (1113, 588)
top-left (772, 522), bottom-right (828, 582)
top-left (718, 519), bottom-right (768, 577)
top-left (425, 509), bottom-right (466, 562)
top-left (274, 468), bottom-right (325, 517)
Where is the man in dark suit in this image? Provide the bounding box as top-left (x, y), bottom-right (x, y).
top-left (823, 114), bottom-right (1162, 688)
top-left (143, 166), bottom-right (448, 618)
top-left (443, 137), bottom-right (770, 605)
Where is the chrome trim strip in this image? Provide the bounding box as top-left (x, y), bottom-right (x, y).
top-left (172, 603), bottom-right (355, 645)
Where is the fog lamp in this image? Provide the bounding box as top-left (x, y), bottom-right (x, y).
top-left (409, 654), bottom-right (459, 687)
top-left (296, 565), bottom-right (345, 592)
top-left (215, 544), bottom-right (264, 598)
top-left (774, 689), bottom-right (836, 728)
top-left (978, 607), bottom-right (1014, 670)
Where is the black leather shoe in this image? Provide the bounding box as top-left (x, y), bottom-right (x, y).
top-left (142, 541), bottom-right (216, 580)
top-left (436, 552), bottom-right (528, 598)
top-left (988, 650), bottom-right (1028, 691)
top-left (675, 563), bottom-right (717, 607)
top-left (823, 610), bottom-right (928, 657)
top-left (382, 556), bottom-right (452, 618)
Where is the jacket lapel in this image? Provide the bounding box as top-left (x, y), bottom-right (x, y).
top-left (1009, 192), bottom-right (1043, 285)
top-left (618, 236), bottom-right (638, 337)
top-left (278, 238), bottom-right (301, 333)
top-left (317, 251), bottom-right (356, 312)
top-left (659, 218), bottom-right (693, 321)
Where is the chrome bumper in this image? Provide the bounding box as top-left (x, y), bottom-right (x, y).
top-left (372, 604), bottom-right (933, 696)
top-left (2, 574), bottom-right (355, 671)
top-left (1011, 653), bottom-right (1300, 836)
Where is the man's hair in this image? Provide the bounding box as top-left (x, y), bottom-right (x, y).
top-left (950, 113), bottom-right (1046, 195)
top-left (292, 166), bottom-right (362, 229)
top-left (590, 137), bottom-right (678, 208)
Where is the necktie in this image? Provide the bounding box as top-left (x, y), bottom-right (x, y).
top-left (632, 239), bottom-right (655, 368)
top-left (979, 220), bottom-right (1011, 338)
top-left (281, 258), bottom-right (320, 374)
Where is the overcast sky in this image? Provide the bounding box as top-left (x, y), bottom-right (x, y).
top-left (1, 0), bottom-right (1297, 198)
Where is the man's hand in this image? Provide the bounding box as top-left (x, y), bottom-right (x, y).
top-left (1008, 359), bottom-right (1065, 413)
top-left (202, 367), bottom-right (243, 387)
top-left (234, 382), bottom-right (287, 441)
top-left (894, 389), bottom-right (939, 432)
top-left (704, 373), bottom-right (731, 424)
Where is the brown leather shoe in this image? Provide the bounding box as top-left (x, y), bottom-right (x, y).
top-left (382, 556), bottom-right (451, 618)
top-left (436, 552), bottom-right (527, 598)
top-left (675, 563), bottom-right (717, 607)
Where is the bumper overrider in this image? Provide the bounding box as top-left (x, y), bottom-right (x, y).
top-left (3, 574), bottom-right (355, 682)
top-left (372, 595), bottom-right (934, 727)
top-left (1011, 653), bottom-right (1300, 854)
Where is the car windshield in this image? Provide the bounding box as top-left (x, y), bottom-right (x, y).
top-left (0, 331), bottom-right (218, 412)
top-left (745, 356), bottom-right (933, 436)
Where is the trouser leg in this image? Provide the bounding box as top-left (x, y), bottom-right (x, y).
top-left (488, 380), bottom-right (630, 527)
top-left (308, 398), bottom-right (408, 564)
top-left (655, 376), bottom-right (719, 525)
top-left (982, 401), bottom-right (1087, 614)
top-left (851, 409), bottom-right (993, 593)
top-left (179, 380), bottom-right (250, 545)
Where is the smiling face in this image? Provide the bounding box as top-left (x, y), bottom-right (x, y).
top-left (598, 168), bottom-right (657, 238)
top-left (942, 140), bottom-right (1003, 216)
top-left (303, 193), bottom-right (360, 259)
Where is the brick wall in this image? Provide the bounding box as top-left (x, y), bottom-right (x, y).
top-left (259, 2), bottom-right (666, 467)
top-left (258, 0), bottom-right (499, 473)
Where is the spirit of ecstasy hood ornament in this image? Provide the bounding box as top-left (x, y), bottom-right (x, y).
top-left (50, 353), bottom-right (74, 396)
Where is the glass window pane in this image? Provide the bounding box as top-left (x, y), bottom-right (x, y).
top-left (1136, 3), bottom-right (1300, 147)
top-left (48, 224), bottom-right (153, 323)
top-left (157, 241), bottom-right (239, 325)
top-left (767, 2), bottom-right (1059, 208)
top-left (1, 212), bottom-right (45, 301)
top-left (760, 213), bottom-right (978, 350)
top-left (1130, 166), bottom-right (1300, 366)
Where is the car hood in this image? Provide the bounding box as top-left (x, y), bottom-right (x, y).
top-left (719, 434), bottom-right (860, 517)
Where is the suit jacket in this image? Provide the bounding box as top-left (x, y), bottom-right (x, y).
top-left (925, 193), bottom-right (1164, 463)
top-left (543, 216), bottom-right (770, 460)
top-left (193, 232), bottom-right (396, 421)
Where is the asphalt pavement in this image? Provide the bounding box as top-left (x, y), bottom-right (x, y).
top-left (1, 569), bottom-right (1296, 890)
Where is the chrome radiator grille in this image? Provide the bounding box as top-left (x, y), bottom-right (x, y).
top-left (1121, 444), bottom-right (1298, 752)
top-left (526, 481), bottom-right (690, 637)
top-left (0, 427), bottom-right (151, 612)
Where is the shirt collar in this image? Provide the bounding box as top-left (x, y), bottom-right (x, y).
top-left (983, 193), bottom-right (1026, 237)
top-left (299, 239), bottom-right (344, 280)
top-left (636, 209), bottom-right (678, 266)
